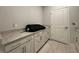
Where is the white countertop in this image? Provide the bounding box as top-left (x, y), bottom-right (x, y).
top-left (2, 32), bottom-right (33, 45)
top-left (0, 29), bottom-right (34, 45)
top-left (0, 26), bottom-right (49, 45)
top-left (0, 30), bottom-right (45, 45)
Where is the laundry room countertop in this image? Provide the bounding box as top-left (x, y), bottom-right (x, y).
top-left (0, 29), bottom-right (34, 45)
top-left (0, 26), bottom-right (49, 45)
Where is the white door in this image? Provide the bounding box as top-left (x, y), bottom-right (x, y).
top-left (51, 8), bottom-right (70, 43)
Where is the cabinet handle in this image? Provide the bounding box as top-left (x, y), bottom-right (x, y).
top-left (40, 36), bottom-right (42, 40)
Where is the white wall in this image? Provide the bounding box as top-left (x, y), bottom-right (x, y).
top-left (42, 6), bottom-right (51, 25)
top-left (69, 7), bottom-right (79, 27)
top-left (0, 6), bottom-right (43, 32)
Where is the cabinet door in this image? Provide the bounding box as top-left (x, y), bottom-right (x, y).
top-left (8, 44), bottom-right (26, 53)
top-left (51, 8), bottom-right (70, 43)
top-left (24, 39), bottom-right (35, 53)
top-left (34, 30), bottom-right (49, 52)
top-left (8, 36), bottom-right (34, 53)
top-left (75, 32), bottom-right (79, 52)
top-left (9, 39), bottom-right (35, 53)
top-left (41, 29), bottom-right (49, 45)
top-left (34, 32), bottom-right (43, 52)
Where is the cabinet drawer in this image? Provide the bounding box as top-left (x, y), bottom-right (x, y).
top-left (5, 36), bottom-right (33, 52)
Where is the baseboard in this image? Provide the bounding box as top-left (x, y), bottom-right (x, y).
top-left (50, 39), bottom-right (69, 45)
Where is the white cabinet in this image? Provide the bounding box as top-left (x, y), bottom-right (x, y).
top-left (9, 39), bottom-right (34, 53)
top-left (5, 36), bottom-right (34, 53)
top-left (69, 7), bottom-right (79, 43)
top-left (41, 29), bottom-right (49, 45)
top-left (74, 31), bottom-right (79, 52)
top-left (24, 39), bottom-right (35, 53)
top-left (3, 28), bottom-right (49, 53)
top-left (34, 29), bottom-right (49, 52)
top-left (34, 32), bottom-right (43, 52)
top-left (8, 43), bottom-right (26, 53)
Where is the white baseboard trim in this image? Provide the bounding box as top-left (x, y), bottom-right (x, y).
top-left (50, 39), bottom-right (70, 45)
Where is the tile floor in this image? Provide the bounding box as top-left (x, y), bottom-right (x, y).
top-left (39, 40), bottom-right (77, 53)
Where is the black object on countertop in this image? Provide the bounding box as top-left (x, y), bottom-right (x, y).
top-left (25, 24), bottom-right (46, 32)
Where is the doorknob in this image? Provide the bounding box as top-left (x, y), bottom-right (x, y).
top-left (65, 27), bottom-right (68, 29)
top-left (76, 37), bottom-right (78, 42)
top-left (72, 22), bottom-right (76, 26)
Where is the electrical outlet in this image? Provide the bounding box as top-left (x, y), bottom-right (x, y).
top-left (12, 24), bottom-right (18, 28)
